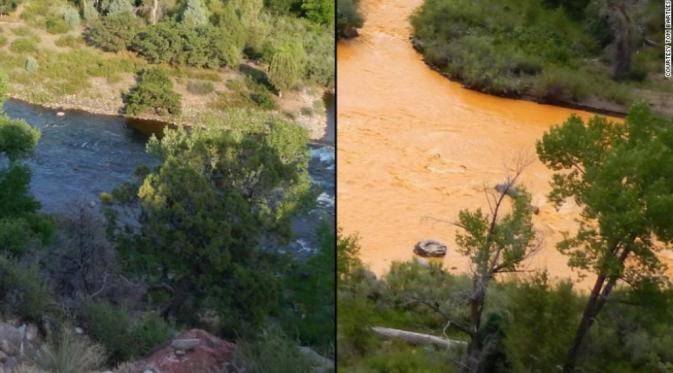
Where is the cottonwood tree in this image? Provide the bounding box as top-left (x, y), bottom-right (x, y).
top-left (536, 104), bottom-right (673, 372)
top-left (454, 166), bottom-right (540, 373)
top-left (267, 41), bottom-right (306, 96)
top-left (179, 0), bottom-right (208, 26)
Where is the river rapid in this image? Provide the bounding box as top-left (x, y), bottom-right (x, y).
top-left (337, 0), bottom-right (673, 286)
top-left (3, 97), bottom-right (335, 256)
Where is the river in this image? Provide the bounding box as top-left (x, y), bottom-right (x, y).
top-left (3, 97), bottom-right (335, 256)
top-left (337, 0), bottom-right (673, 286)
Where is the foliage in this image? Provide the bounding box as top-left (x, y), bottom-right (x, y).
top-left (32, 326), bottom-right (106, 373)
top-left (336, 0), bottom-right (362, 38)
top-left (106, 0), bottom-right (134, 16)
top-left (9, 38), bottom-right (39, 54)
top-left (104, 113), bottom-right (312, 331)
top-left (234, 326), bottom-right (314, 373)
top-left (63, 7), bottom-right (81, 28)
top-left (130, 20), bottom-right (244, 68)
top-left (81, 0), bottom-right (99, 21)
top-left (84, 301), bottom-right (172, 363)
top-left (0, 0), bottom-right (20, 16)
top-left (267, 41), bottom-right (305, 92)
top-left (301, 0), bottom-right (334, 25)
top-left (24, 56), bottom-right (38, 73)
top-left (124, 68), bottom-right (181, 116)
top-left (281, 223), bottom-right (335, 352)
top-left (537, 104), bottom-right (673, 370)
top-left (84, 12), bottom-right (145, 52)
top-left (0, 256), bottom-right (51, 321)
top-left (411, 0), bottom-right (663, 105)
top-left (46, 15), bottom-right (71, 34)
top-left (179, 0), bottom-right (209, 26)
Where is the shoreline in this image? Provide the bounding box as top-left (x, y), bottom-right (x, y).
top-left (6, 88), bottom-right (331, 141)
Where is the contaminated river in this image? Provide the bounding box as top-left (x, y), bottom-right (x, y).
top-left (337, 0), bottom-right (673, 287)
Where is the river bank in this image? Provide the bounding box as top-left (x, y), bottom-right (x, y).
top-left (337, 0), bottom-right (673, 288)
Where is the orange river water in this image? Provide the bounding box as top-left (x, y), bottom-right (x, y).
top-left (336, 0), bottom-right (673, 288)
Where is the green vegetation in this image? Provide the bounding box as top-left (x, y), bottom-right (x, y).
top-left (32, 326), bottom-right (107, 373)
top-left (84, 12), bottom-right (145, 53)
top-left (336, 0), bottom-right (363, 39)
top-left (339, 105), bottom-right (673, 372)
top-left (186, 80), bottom-right (214, 95)
top-left (124, 68), bottom-right (181, 116)
top-left (412, 0), bottom-right (667, 112)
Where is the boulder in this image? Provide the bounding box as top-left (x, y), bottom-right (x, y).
top-left (414, 240), bottom-right (447, 257)
top-left (132, 329), bottom-right (234, 373)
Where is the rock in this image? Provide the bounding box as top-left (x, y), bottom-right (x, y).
top-left (532, 206), bottom-right (540, 215)
top-left (132, 329), bottom-right (234, 373)
top-left (3, 356), bottom-right (17, 371)
top-left (0, 350), bottom-right (7, 362)
top-left (75, 327), bottom-right (84, 335)
top-left (414, 240), bottom-right (447, 257)
top-left (25, 324), bottom-right (39, 342)
top-left (413, 256), bottom-right (430, 268)
top-left (57, 111), bottom-right (65, 116)
top-left (170, 338), bottom-right (200, 351)
top-left (339, 27), bottom-right (359, 39)
top-left (495, 182), bottom-right (518, 197)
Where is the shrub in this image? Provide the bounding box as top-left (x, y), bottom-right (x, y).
top-left (9, 38), bottom-right (38, 54)
top-left (63, 7), bottom-right (81, 29)
top-left (84, 12), bottom-right (144, 53)
top-left (32, 326), bottom-right (106, 373)
top-left (124, 68), bottom-right (182, 116)
top-left (54, 34), bottom-right (81, 48)
top-left (0, 256), bottom-right (51, 322)
top-left (24, 56), bottom-right (38, 72)
top-left (533, 67), bottom-right (589, 102)
top-left (186, 80), bottom-right (214, 95)
top-left (0, 0), bottom-right (20, 16)
top-left (83, 302), bottom-right (171, 363)
top-left (0, 35), bottom-right (6, 47)
top-left (336, 0), bottom-right (363, 38)
top-left (234, 326), bottom-right (314, 373)
top-left (46, 15), bottom-right (71, 34)
top-left (81, 0), bottom-right (98, 21)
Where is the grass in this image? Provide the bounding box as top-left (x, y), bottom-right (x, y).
top-left (10, 37), bottom-right (40, 54)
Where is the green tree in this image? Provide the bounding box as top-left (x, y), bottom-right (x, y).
top-left (0, 0), bottom-right (20, 16)
top-left (106, 0), bottom-right (135, 16)
top-left (0, 72), bottom-right (52, 256)
top-left (179, 0), bottom-right (208, 26)
top-left (84, 12), bottom-right (145, 52)
top-left (301, 0), bottom-right (334, 25)
top-left (104, 112), bottom-right (312, 330)
top-left (267, 41), bottom-right (305, 94)
top-left (124, 68), bottom-right (181, 116)
top-left (536, 104), bottom-right (673, 372)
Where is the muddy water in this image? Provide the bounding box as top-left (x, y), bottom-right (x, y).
top-left (336, 0), bottom-right (657, 286)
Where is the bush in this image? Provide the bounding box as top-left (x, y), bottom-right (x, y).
top-left (46, 15), bottom-right (71, 34)
top-left (24, 56), bottom-right (38, 72)
top-left (0, 35), bottom-right (6, 47)
top-left (84, 12), bottom-right (144, 53)
top-left (81, 0), bottom-right (98, 21)
top-left (32, 326), bottom-right (106, 373)
top-left (54, 34), bottom-right (82, 48)
top-left (83, 302), bottom-right (171, 363)
top-left (0, 0), bottom-right (20, 16)
top-left (63, 7), bottom-right (81, 29)
top-left (9, 38), bottom-right (38, 54)
top-left (0, 256), bottom-right (51, 322)
top-left (186, 80), bottom-right (214, 95)
top-left (533, 67), bottom-right (590, 102)
top-left (234, 326), bottom-right (314, 373)
top-left (124, 68), bottom-right (182, 116)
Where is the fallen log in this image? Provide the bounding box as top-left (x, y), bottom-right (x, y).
top-left (371, 326), bottom-right (467, 350)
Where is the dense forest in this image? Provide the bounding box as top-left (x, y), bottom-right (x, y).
top-left (0, 0), bottom-right (335, 372)
top-left (412, 0), bottom-right (671, 118)
top-left (337, 104), bottom-right (673, 373)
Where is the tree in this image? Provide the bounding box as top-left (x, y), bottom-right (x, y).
top-left (104, 112), bottom-right (312, 329)
top-left (84, 12), bottom-right (145, 52)
top-left (0, 0), bottom-right (20, 16)
top-left (536, 104), bottom-right (673, 372)
top-left (336, 0), bottom-right (363, 38)
top-left (124, 68), bottom-right (181, 116)
top-left (0, 71), bottom-right (52, 256)
top-left (301, 0), bottom-right (334, 25)
top-left (106, 0), bottom-right (135, 16)
top-left (453, 167), bottom-right (539, 373)
top-left (267, 41), bottom-right (305, 95)
top-left (179, 0), bottom-right (208, 26)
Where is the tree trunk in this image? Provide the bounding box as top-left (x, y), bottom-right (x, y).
top-left (463, 281), bottom-right (486, 373)
top-left (150, 0), bottom-right (159, 25)
top-left (371, 326), bottom-right (467, 349)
